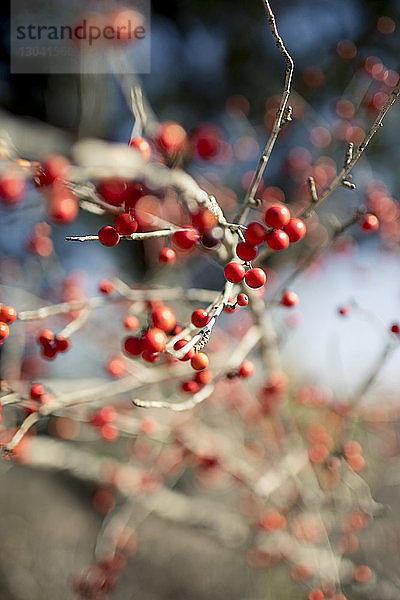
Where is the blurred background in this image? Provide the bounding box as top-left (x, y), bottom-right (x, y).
top-left (0, 0), bottom-right (400, 599)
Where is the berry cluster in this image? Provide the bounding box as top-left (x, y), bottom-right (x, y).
top-left (37, 329), bottom-right (71, 360)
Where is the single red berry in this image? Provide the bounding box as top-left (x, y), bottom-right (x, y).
top-left (338, 305), bottom-right (350, 316)
top-left (128, 137), bottom-right (151, 161)
top-left (40, 155), bottom-right (69, 185)
top-left (191, 309), bottom-right (210, 328)
top-left (281, 291), bottom-right (299, 307)
top-left (123, 336), bottom-right (144, 357)
top-left (308, 590), bottom-right (325, 600)
top-left (181, 380), bottom-right (199, 394)
top-left (30, 383), bottom-right (44, 400)
top-left (238, 360), bottom-right (254, 378)
top-left (266, 229), bottom-right (290, 251)
top-left (107, 356), bottom-right (126, 378)
top-left (172, 227), bottom-right (200, 250)
top-left (99, 279), bottom-right (115, 295)
top-left (98, 226), bottom-right (120, 247)
top-left (353, 565), bottom-right (372, 583)
top-left (245, 222), bottom-right (266, 246)
top-left (114, 213), bottom-right (138, 235)
top-left (38, 329), bottom-right (54, 346)
top-left (48, 183), bottom-right (78, 224)
top-left (173, 339), bottom-right (195, 361)
top-left (190, 352), bottom-right (209, 371)
top-left (236, 293), bottom-right (249, 307)
top-left (390, 322), bottom-right (400, 335)
top-left (0, 306), bottom-right (17, 323)
top-left (159, 247), bottom-right (176, 264)
top-left (244, 267), bottom-right (267, 288)
top-left (143, 328), bottom-right (167, 353)
top-left (55, 336), bottom-right (70, 353)
top-left (236, 242), bottom-right (257, 262)
top-left (283, 218), bottom-right (306, 243)
top-left (224, 262), bottom-right (246, 283)
top-left (157, 121), bottom-right (187, 155)
top-left (150, 306), bottom-right (176, 333)
top-left (191, 209), bottom-right (217, 233)
top-left (223, 298), bottom-right (239, 313)
top-left (194, 369), bottom-right (213, 386)
top-left (142, 350), bottom-right (160, 363)
top-left (264, 205), bottom-right (291, 229)
top-left (0, 321), bottom-right (10, 341)
top-left (123, 315), bottom-right (139, 330)
top-left (0, 172), bottom-right (26, 204)
top-left (360, 213), bottom-right (379, 231)
top-left (97, 178), bottom-right (129, 207)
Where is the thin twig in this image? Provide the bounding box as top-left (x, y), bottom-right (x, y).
top-left (236, 0), bottom-right (294, 224)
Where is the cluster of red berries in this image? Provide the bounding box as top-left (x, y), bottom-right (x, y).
top-left (0, 304), bottom-right (17, 346)
top-left (34, 155), bottom-right (79, 224)
top-left (223, 292), bottom-right (249, 313)
top-left (27, 222), bottom-right (53, 257)
top-left (98, 213), bottom-right (138, 247)
top-left (37, 329), bottom-right (71, 360)
top-left (244, 204), bottom-right (306, 254)
top-left (224, 262), bottom-right (267, 288)
top-left (89, 406), bottom-right (118, 442)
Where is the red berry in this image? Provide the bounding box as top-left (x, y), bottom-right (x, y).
top-left (114, 213), bottom-right (138, 235)
top-left (48, 183), bottom-right (78, 224)
top-left (98, 226), bottom-right (120, 247)
top-left (97, 178), bottom-right (129, 207)
top-left (172, 227), bottom-right (200, 250)
top-left (39, 155), bottom-right (69, 185)
top-left (150, 306), bottom-right (176, 333)
top-left (123, 336), bottom-right (144, 357)
top-left (38, 329), bottom-right (54, 346)
top-left (266, 229), bottom-right (290, 251)
top-left (264, 205), bottom-right (291, 229)
top-left (128, 137), bottom-right (151, 161)
top-left (41, 344), bottom-right (57, 360)
top-left (224, 262), bottom-right (246, 283)
top-left (191, 309), bottom-right (210, 328)
top-left (191, 209), bottom-right (217, 233)
top-left (190, 352), bottom-right (209, 371)
top-left (0, 172), bottom-right (26, 204)
top-left (181, 380), bottom-right (199, 394)
top-left (238, 360), bottom-right (254, 378)
top-left (308, 590), bottom-right (324, 600)
top-left (236, 242), bottom-right (257, 262)
top-left (30, 383), bottom-right (44, 400)
top-left (143, 328), bottom-right (167, 353)
top-left (245, 222), bottom-right (266, 246)
top-left (0, 321), bottom-right (10, 341)
top-left (194, 369), bottom-right (213, 386)
top-left (157, 121), bottom-right (187, 155)
top-left (173, 339), bottom-right (195, 361)
top-left (281, 291), bottom-right (299, 307)
top-left (237, 293), bottom-right (249, 306)
top-left (353, 565), bottom-right (372, 583)
top-left (223, 298), bottom-right (239, 313)
top-left (390, 322), bottom-right (400, 335)
top-left (55, 336), bottom-right (70, 353)
top-left (338, 305), bottom-right (350, 316)
top-left (159, 247), bottom-right (176, 264)
top-left (142, 350), bottom-right (160, 363)
top-left (99, 279), bottom-right (115, 295)
top-left (0, 306), bottom-right (17, 323)
top-left (361, 213), bottom-right (379, 231)
top-left (283, 218), bottom-right (306, 243)
top-left (244, 267), bottom-right (267, 288)
top-left (123, 315), bottom-right (139, 330)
